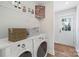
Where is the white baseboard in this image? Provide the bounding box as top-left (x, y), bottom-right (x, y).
top-left (48, 49), bottom-right (55, 55)
top-left (76, 48), bottom-right (79, 56)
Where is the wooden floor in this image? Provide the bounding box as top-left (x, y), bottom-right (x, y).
top-left (47, 43), bottom-right (78, 57)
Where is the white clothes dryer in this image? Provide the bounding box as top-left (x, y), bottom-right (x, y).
top-left (33, 33), bottom-right (48, 57)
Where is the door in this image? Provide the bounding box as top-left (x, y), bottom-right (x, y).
top-left (37, 41), bottom-right (47, 57)
top-left (19, 51), bottom-right (32, 57)
top-left (55, 13), bottom-right (76, 46)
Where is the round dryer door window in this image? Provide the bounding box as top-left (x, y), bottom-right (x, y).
top-left (37, 41), bottom-right (47, 57)
top-left (19, 51), bottom-right (32, 57)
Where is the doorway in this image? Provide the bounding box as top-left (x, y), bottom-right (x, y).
top-left (55, 8), bottom-right (76, 47)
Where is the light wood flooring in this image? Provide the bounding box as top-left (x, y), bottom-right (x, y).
top-left (47, 43), bottom-right (78, 57)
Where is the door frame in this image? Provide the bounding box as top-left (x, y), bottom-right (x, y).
top-left (54, 8), bottom-right (76, 47)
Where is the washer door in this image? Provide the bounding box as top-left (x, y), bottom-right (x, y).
top-left (19, 51), bottom-right (32, 57)
top-left (37, 41), bottom-right (47, 57)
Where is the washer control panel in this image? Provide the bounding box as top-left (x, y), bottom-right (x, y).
top-left (22, 44), bottom-right (25, 48)
top-left (17, 44), bottom-right (20, 47)
top-left (17, 44), bottom-right (26, 48)
top-left (38, 36), bottom-right (45, 40)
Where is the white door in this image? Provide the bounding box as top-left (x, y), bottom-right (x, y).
top-left (55, 13), bottom-right (76, 46)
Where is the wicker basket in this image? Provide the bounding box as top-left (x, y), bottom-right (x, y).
top-left (8, 28), bottom-right (29, 42)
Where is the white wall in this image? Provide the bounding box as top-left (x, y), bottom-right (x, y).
top-left (76, 5), bottom-right (79, 56)
top-left (55, 8), bottom-right (76, 46)
top-left (0, 1), bottom-right (40, 38)
top-left (0, 1), bottom-right (54, 55)
top-left (39, 2), bottom-right (54, 55)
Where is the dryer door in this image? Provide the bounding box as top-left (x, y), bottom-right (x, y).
top-left (19, 51), bottom-right (32, 57)
top-left (37, 41), bottom-right (47, 57)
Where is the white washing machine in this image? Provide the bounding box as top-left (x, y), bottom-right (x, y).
top-left (33, 34), bottom-right (48, 57)
top-left (0, 38), bottom-right (33, 57)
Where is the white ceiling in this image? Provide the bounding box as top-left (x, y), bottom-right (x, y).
top-left (53, 1), bottom-right (79, 12)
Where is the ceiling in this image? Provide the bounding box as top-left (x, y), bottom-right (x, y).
top-left (53, 1), bottom-right (79, 12)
